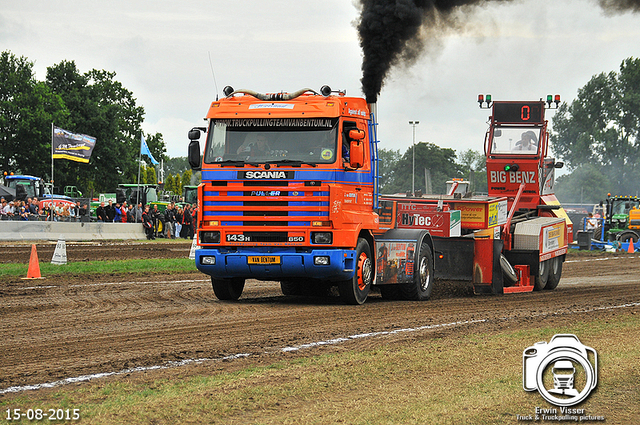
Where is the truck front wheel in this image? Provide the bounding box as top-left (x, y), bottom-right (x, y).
top-left (400, 243), bottom-right (434, 301)
top-left (212, 277), bottom-right (245, 300)
top-left (339, 238), bottom-right (372, 305)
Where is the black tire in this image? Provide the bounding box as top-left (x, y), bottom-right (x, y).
top-left (533, 259), bottom-right (549, 291)
top-left (379, 285), bottom-right (401, 300)
top-left (400, 243), bottom-right (434, 301)
top-left (545, 256), bottom-right (563, 290)
top-left (500, 254), bottom-right (518, 285)
top-left (338, 238), bottom-right (373, 305)
top-left (212, 277), bottom-right (245, 300)
top-left (280, 279), bottom-right (301, 296)
top-left (618, 231), bottom-right (639, 244)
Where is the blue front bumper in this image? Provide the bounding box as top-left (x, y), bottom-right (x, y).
top-left (195, 247), bottom-right (356, 281)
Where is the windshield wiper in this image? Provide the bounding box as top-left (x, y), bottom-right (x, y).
top-left (217, 160), bottom-right (245, 167)
top-left (217, 160), bottom-right (261, 167)
top-left (266, 160), bottom-right (317, 167)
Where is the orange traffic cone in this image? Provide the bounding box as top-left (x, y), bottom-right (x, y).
top-left (23, 244), bottom-right (43, 279)
top-left (628, 240), bottom-right (635, 253)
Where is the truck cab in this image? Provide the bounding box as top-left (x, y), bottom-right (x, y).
top-left (187, 86), bottom-right (380, 304)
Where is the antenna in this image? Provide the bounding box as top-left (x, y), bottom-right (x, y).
top-left (208, 51), bottom-right (219, 100)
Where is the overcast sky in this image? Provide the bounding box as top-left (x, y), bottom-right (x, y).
top-left (2, 0), bottom-right (640, 162)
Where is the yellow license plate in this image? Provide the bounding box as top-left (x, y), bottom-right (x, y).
top-left (248, 256), bottom-right (281, 265)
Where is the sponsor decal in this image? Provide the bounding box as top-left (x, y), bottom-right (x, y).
top-left (248, 103), bottom-right (295, 110)
top-left (489, 170), bottom-right (537, 184)
top-left (347, 108), bottom-right (367, 117)
top-left (375, 241), bottom-right (416, 285)
top-left (321, 149), bottom-right (334, 160)
top-left (217, 118), bottom-right (333, 128)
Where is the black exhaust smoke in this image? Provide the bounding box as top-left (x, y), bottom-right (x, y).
top-left (356, 0), bottom-right (640, 104)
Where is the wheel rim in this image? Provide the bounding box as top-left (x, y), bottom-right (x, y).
top-left (419, 256), bottom-right (430, 291)
top-left (551, 257), bottom-right (560, 275)
top-left (539, 260), bottom-right (548, 277)
top-left (357, 252), bottom-right (372, 291)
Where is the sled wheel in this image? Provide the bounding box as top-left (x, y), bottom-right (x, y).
top-left (533, 259), bottom-right (549, 291)
top-left (544, 256), bottom-right (563, 290)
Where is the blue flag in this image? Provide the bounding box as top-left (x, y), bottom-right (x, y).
top-left (140, 134), bottom-right (159, 165)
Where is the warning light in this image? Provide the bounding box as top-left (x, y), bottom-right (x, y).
top-left (546, 94), bottom-right (561, 108)
top-left (504, 163), bottom-right (519, 172)
top-left (478, 94), bottom-right (492, 108)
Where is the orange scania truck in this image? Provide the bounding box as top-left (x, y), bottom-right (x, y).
top-left (186, 86), bottom-right (571, 304)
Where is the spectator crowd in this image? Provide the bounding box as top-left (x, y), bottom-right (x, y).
top-left (1, 196), bottom-right (198, 241)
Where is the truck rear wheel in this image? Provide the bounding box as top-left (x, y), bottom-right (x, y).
top-left (400, 243), bottom-right (433, 301)
top-left (212, 277), bottom-right (245, 300)
top-left (544, 256), bottom-right (563, 290)
top-left (339, 238), bottom-right (372, 305)
top-left (533, 259), bottom-right (549, 291)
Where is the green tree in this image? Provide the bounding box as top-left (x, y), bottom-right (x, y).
top-left (0, 51), bottom-right (67, 178)
top-left (378, 148), bottom-right (401, 192)
top-left (165, 174), bottom-right (175, 194)
top-left (165, 156), bottom-right (190, 176)
top-left (173, 173), bottom-right (182, 192)
top-left (182, 169), bottom-right (193, 187)
top-left (456, 149), bottom-right (487, 193)
top-left (381, 142), bottom-right (462, 194)
top-left (552, 57), bottom-right (640, 196)
top-left (144, 165), bottom-right (157, 185)
top-left (554, 164), bottom-right (611, 204)
top-left (46, 60), bottom-right (162, 192)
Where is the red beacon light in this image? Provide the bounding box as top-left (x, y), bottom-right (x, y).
top-left (546, 94), bottom-right (561, 108)
top-left (478, 94), bottom-right (492, 108)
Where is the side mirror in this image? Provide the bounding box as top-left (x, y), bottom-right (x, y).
top-left (188, 128), bottom-right (202, 141)
top-left (554, 161), bottom-right (564, 169)
top-left (350, 140), bottom-right (365, 169)
top-left (349, 129), bottom-right (365, 140)
top-left (188, 140), bottom-right (201, 171)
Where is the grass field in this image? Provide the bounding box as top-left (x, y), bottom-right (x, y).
top-left (0, 258), bottom-right (196, 278)
top-left (1, 312), bottom-right (637, 424)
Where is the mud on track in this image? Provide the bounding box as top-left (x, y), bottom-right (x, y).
top-left (1, 243), bottom-right (640, 393)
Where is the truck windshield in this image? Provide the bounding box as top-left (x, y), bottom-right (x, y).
top-left (490, 127), bottom-right (541, 155)
top-left (203, 118), bottom-right (339, 165)
top-left (7, 180), bottom-right (37, 198)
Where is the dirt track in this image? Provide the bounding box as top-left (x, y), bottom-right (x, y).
top-left (1, 242), bottom-right (640, 394)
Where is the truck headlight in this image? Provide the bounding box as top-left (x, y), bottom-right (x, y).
top-left (201, 256), bottom-right (216, 265)
top-left (200, 231), bottom-right (220, 243)
top-left (314, 256), bottom-right (330, 265)
top-left (312, 232), bottom-right (332, 244)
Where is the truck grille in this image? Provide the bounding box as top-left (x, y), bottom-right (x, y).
top-left (202, 180), bottom-right (329, 234)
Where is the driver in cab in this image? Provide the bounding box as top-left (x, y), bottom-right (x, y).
top-left (237, 135), bottom-right (271, 157)
top-left (513, 131), bottom-right (537, 152)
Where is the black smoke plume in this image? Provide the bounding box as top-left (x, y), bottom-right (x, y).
top-left (356, 0), bottom-right (640, 103)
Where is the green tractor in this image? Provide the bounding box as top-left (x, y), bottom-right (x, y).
top-left (596, 194), bottom-right (640, 243)
top-left (181, 185), bottom-right (198, 206)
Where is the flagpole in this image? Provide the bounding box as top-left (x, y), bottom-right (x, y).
top-left (137, 134), bottom-right (142, 208)
top-left (51, 123), bottom-right (54, 194)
